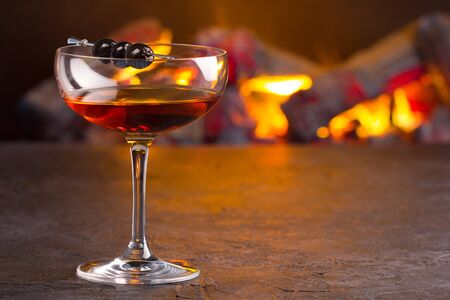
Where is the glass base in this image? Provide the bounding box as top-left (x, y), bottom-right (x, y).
top-left (77, 257), bottom-right (200, 285)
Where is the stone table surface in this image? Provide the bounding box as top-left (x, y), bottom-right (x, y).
top-left (0, 143), bottom-right (449, 299)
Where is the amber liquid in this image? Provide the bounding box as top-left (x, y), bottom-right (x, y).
top-left (64, 85), bottom-right (219, 134)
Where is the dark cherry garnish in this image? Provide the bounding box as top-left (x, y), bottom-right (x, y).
top-left (92, 38), bottom-right (116, 63)
top-left (68, 37), bottom-right (168, 68)
top-left (126, 43), bottom-right (154, 69)
top-left (111, 41), bottom-right (131, 68)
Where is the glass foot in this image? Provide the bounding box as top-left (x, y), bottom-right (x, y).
top-left (77, 257), bottom-right (200, 285)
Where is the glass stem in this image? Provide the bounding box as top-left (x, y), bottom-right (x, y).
top-left (122, 136), bottom-right (156, 261)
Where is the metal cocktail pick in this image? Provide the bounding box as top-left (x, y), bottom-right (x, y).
top-left (67, 37), bottom-right (175, 60)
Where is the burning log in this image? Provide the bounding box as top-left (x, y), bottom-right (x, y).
top-left (196, 28), bottom-right (321, 143)
top-left (18, 14), bottom-right (450, 144)
top-left (282, 13), bottom-right (450, 142)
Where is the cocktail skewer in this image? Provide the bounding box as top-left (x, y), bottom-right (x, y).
top-left (67, 37), bottom-right (175, 60)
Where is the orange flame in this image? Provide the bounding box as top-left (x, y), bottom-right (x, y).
top-left (175, 69), bottom-right (195, 86)
top-left (241, 75), bottom-right (312, 139)
top-left (392, 88), bottom-right (423, 132)
top-left (323, 77), bottom-right (430, 141)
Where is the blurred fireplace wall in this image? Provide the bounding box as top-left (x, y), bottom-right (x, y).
top-left (1, 0), bottom-right (449, 139)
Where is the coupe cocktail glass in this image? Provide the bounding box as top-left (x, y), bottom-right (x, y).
top-left (55, 43), bottom-right (227, 284)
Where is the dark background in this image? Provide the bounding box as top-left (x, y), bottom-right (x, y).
top-left (1, 0), bottom-right (449, 139)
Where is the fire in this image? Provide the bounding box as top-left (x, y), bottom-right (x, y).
top-left (328, 94), bottom-right (392, 139)
top-left (260, 78), bottom-right (311, 96)
top-left (175, 69), bottom-right (195, 86)
top-left (323, 77), bottom-right (431, 141)
top-left (392, 88), bottom-right (423, 132)
top-left (240, 75), bottom-right (312, 139)
top-left (241, 75), bottom-right (312, 97)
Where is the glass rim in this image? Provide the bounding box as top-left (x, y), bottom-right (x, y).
top-left (56, 42), bottom-right (227, 62)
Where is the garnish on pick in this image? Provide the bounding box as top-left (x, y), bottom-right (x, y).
top-left (67, 37), bottom-right (173, 69)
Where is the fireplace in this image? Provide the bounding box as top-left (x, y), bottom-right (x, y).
top-left (18, 13), bottom-right (450, 144)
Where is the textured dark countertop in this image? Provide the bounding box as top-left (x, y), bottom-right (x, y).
top-left (0, 143), bottom-right (449, 299)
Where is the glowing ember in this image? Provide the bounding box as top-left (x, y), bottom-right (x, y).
top-left (316, 127), bottom-right (330, 139)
